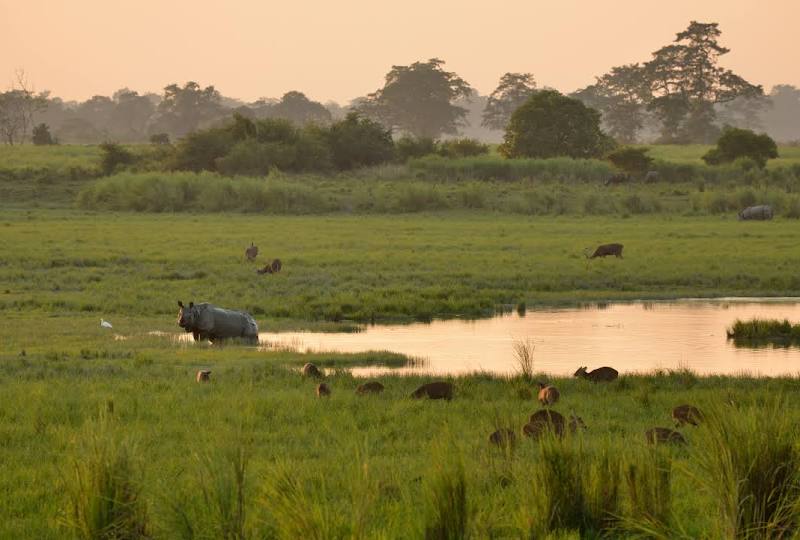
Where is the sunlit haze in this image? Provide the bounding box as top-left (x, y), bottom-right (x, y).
top-left (1, 0), bottom-right (797, 102)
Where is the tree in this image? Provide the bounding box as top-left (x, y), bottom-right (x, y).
top-left (327, 112), bottom-right (394, 170)
top-left (644, 21), bottom-right (762, 142)
top-left (99, 142), bottom-right (135, 175)
top-left (151, 82), bottom-right (224, 137)
top-left (110, 89), bottom-right (156, 141)
top-left (358, 58), bottom-right (472, 138)
top-left (268, 91), bottom-right (332, 125)
top-left (482, 73), bottom-right (537, 130)
top-left (0, 71), bottom-right (47, 145)
top-left (587, 64), bottom-right (651, 144)
top-left (761, 85), bottom-right (800, 142)
top-left (702, 127), bottom-right (778, 168)
top-left (499, 90), bottom-right (614, 159)
top-left (32, 123), bottom-right (55, 145)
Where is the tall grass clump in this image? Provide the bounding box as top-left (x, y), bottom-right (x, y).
top-left (424, 452), bottom-right (468, 540)
top-left (692, 401), bottom-right (800, 539)
top-left (619, 448), bottom-right (676, 538)
top-left (727, 318), bottom-right (800, 344)
top-left (524, 440), bottom-right (622, 537)
top-left (196, 446), bottom-right (249, 540)
top-left (512, 338), bottom-right (535, 381)
top-left (61, 422), bottom-right (149, 539)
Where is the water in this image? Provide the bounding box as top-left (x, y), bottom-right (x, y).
top-left (260, 299), bottom-right (800, 376)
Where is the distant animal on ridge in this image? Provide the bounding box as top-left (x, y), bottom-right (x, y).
top-left (537, 383), bottom-right (560, 406)
top-left (244, 242), bottom-right (259, 262)
top-left (586, 243), bottom-right (624, 259)
top-left (411, 381), bottom-right (453, 400)
top-left (672, 404), bottom-right (703, 427)
top-left (574, 366), bottom-right (619, 383)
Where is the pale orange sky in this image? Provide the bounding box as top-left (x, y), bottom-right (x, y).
top-left (1, 0), bottom-right (797, 103)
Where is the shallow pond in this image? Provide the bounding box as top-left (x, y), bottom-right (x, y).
top-left (261, 299), bottom-right (800, 376)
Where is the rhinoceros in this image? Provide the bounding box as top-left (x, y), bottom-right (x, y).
top-left (738, 205), bottom-right (773, 221)
top-left (177, 301), bottom-right (258, 344)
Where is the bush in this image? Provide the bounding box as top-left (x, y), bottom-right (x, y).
top-left (327, 112), bottom-right (394, 170)
top-left (149, 133), bottom-right (170, 145)
top-left (32, 123), bottom-right (56, 145)
top-left (99, 142), bottom-right (135, 176)
top-left (606, 146), bottom-right (653, 175)
top-left (500, 89), bottom-right (616, 159)
top-left (171, 127), bottom-right (236, 172)
top-left (702, 127), bottom-right (778, 168)
top-left (437, 138), bottom-right (489, 159)
top-left (395, 135), bottom-right (438, 162)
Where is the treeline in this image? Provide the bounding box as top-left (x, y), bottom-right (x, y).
top-left (3, 21), bottom-right (799, 146)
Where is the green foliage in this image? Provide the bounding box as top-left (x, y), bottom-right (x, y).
top-left (482, 72), bottom-right (537, 130)
top-left (500, 90), bottom-right (615, 159)
top-left (607, 146), bottom-right (654, 175)
top-left (727, 318), bottom-right (800, 344)
top-left (327, 112), bottom-right (394, 170)
top-left (395, 135), bottom-right (438, 162)
top-left (424, 453), bottom-right (468, 540)
top-left (32, 123), bottom-right (55, 145)
top-left (437, 138), bottom-right (489, 159)
top-left (99, 142), bottom-right (135, 176)
top-left (358, 58), bottom-right (473, 138)
top-left (171, 126), bottom-right (236, 172)
top-left (702, 127), bottom-right (779, 168)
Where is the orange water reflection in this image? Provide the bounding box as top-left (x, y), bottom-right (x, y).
top-left (261, 299), bottom-right (800, 376)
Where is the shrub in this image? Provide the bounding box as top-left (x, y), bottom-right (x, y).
top-left (149, 133), bottom-right (170, 145)
top-left (32, 123), bottom-right (56, 145)
top-left (437, 138), bottom-right (490, 159)
top-left (327, 112), bottom-right (394, 170)
top-left (395, 135), bottom-right (438, 162)
top-left (606, 146), bottom-right (653, 175)
top-left (99, 142), bottom-right (135, 176)
top-left (500, 89), bottom-right (616, 159)
top-left (702, 127), bottom-right (778, 168)
top-left (171, 126), bottom-right (236, 172)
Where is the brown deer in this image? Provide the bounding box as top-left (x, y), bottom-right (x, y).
top-left (574, 366), bottom-right (619, 383)
top-left (411, 381), bottom-right (453, 400)
top-left (244, 242), bottom-right (259, 262)
top-left (645, 427), bottom-right (686, 445)
top-left (316, 383), bottom-right (331, 397)
top-left (569, 414), bottom-right (587, 433)
top-left (356, 381), bottom-right (385, 395)
top-left (489, 428), bottom-right (516, 447)
top-left (523, 409), bottom-right (566, 439)
top-left (302, 363), bottom-right (323, 378)
top-left (196, 370), bottom-right (211, 383)
top-left (672, 405), bottom-right (703, 427)
top-left (586, 243), bottom-right (624, 259)
top-left (537, 383), bottom-right (560, 406)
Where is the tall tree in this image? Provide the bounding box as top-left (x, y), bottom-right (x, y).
top-left (0, 71), bottom-right (47, 145)
top-left (644, 21), bottom-right (762, 142)
top-left (589, 64), bottom-right (650, 144)
top-left (151, 82), bottom-right (224, 137)
top-left (269, 91), bottom-right (332, 125)
top-left (358, 58), bottom-right (472, 138)
top-left (110, 89), bottom-right (156, 140)
top-left (481, 73), bottom-right (537, 131)
top-left (761, 85), bottom-right (800, 142)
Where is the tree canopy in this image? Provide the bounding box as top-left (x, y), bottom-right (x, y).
top-left (358, 58), bottom-right (473, 138)
top-left (499, 90), bottom-right (614, 159)
top-left (481, 73), bottom-right (537, 131)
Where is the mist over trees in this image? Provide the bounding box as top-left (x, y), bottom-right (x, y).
top-left (4, 20), bottom-right (800, 146)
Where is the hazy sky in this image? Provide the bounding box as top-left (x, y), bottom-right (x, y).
top-left (1, 0), bottom-right (797, 104)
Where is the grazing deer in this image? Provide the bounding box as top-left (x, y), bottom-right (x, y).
top-left (411, 381), bottom-right (453, 400)
top-left (585, 243), bottom-right (624, 259)
top-left (574, 366), bottom-right (619, 383)
top-left (316, 383), bottom-right (331, 397)
top-left (244, 242), bottom-right (259, 262)
top-left (537, 383), bottom-right (560, 406)
top-left (672, 405), bottom-right (703, 427)
top-left (645, 427), bottom-right (686, 445)
top-left (356, 381), bottom-right (385, 395)
top-left (523, 409), bottom-right (566, 439)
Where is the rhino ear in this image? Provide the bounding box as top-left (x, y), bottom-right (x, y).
top-left (189, 301), bottom-right (194, 308)
top-left (178, 300), bottom-right (183, 308)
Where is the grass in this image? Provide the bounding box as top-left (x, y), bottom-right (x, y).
top-left (645, 144), bottom-right (800, 169)
top-left (4, 318), bottom-right (800, 537)
top-left (727, 318), bottom-right (800, 345)
top-left (3, 211), bottom-right (800, 326)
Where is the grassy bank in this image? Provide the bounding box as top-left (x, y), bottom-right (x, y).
top-left (2, 317), bottom-right (800, 538)
top-left (728, 317), bottom-right (800, 345)
top-left (2, 211), bottom-right (800, 325)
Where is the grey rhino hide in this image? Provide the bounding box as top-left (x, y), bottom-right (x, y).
top-left (189, 303), bottom-right (258, 342)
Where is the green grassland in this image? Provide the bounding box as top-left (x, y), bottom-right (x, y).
top-left (2, 320), bottom-right (800, 538)
top-left (645, 143), bottom-right (800, 168)
top-left (2, 211), bottom-right (800, 326)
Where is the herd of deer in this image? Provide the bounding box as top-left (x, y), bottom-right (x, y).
top-left (195, 362), bottom-right (701, 447)
top-left (243, 242), bottom-right (282, 275)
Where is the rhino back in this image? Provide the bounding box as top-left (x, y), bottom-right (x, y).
top-left (209, 308), bottom-right (253, 337)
